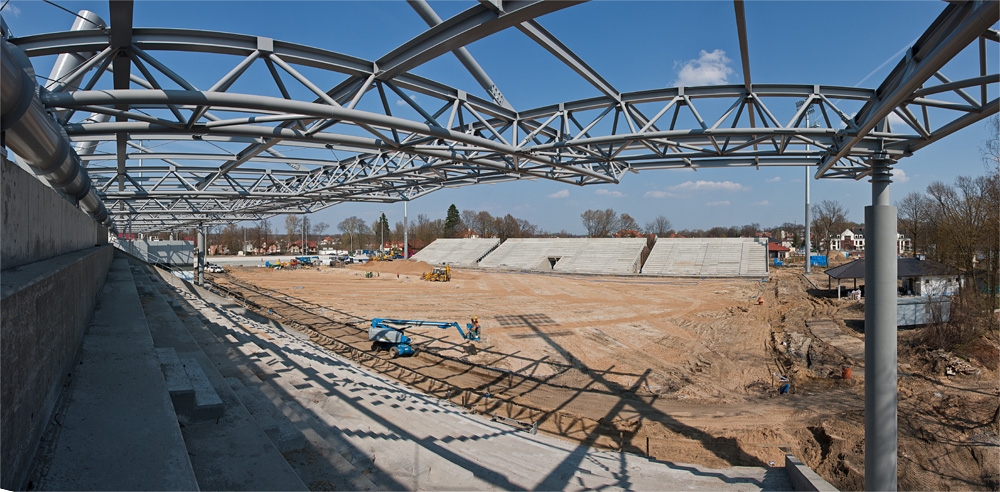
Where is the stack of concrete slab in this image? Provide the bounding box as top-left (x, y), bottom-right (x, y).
top-left (642, 238), bottom-right (768, 277)
top-left (477, 238), bottom-right (647, 275)
top-left (411, 238), bottom-right (501, 267)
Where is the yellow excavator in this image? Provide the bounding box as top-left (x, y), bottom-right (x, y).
top-left (421, 265), bottom-right (451, 282)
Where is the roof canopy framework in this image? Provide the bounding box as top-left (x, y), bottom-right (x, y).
top-left (3, 0), bottom-right (997, 232)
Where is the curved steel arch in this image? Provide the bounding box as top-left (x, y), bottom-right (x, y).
top-left (4, 0), bottom-right (998, 232)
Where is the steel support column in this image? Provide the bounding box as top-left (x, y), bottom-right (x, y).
top-left (197, 226), bottom-right (206, 285)
top-left (805, 166), bottom-right (811, 274)
top-left (864, 157), bottom-right (898, 492)
top-left (403, 200), bottom-right (408, 260)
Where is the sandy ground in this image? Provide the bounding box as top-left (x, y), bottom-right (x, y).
top-left (209, 259), bottom-right (999, 490)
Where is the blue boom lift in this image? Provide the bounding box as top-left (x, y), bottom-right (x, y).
top-left (368, 318), bottom-right (481, 358)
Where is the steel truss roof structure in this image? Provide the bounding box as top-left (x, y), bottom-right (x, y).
top-left (3, 0), bottom-right (997, 232)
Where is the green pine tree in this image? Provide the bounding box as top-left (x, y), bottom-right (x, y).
top-left (444, 204), bottom-right (461, 238)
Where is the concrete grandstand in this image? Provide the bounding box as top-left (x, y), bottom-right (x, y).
top-left (641, 238), bottom-right (768, 277)
top-left (410, 238), bottom-right (500, 267)
top-left (476, 238), bottom-right (649, 275)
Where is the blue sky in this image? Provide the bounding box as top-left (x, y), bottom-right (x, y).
top-left (3, 1), bottom-right (997, 234)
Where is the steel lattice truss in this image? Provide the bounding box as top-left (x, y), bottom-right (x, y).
top-left (5, 0), bottom-right (998, 231)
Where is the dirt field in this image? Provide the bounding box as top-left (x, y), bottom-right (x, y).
top-left (210, 260), bottom-right (999, 490)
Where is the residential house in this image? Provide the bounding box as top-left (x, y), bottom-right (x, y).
top-left (830, 227), bottom-right (911, 256)
top-left (768, 242), bottom-right (790, 260)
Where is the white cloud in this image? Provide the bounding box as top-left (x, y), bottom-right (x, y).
top-left (395, 93), bottom-right (419, 107)
top-left (893, 168), bottom-right (910, 183)
top-left (674, 49), bottom-right (733, 87)
top-left (644, 190), bottom-right (677, 199)
top-left (670, 180), bottom-right (747, 192)
top-left (766, 176), bottom-right (781, 183)
top-left (548, 189), bottom-right (569, 199)
top-left (706, 200), bottom-right (731, 207)
top-left (887, 112), bottom-right (909, 131)
top-left (1, 3), bottom-right (21, 15)
top-left (753, 200), bottom-right (770, 206)
top-left (595, 189), bottom-right (625, 197)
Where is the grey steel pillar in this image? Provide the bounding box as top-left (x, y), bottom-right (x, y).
top-left (197, 226), bottom-right (206, 285)
top-left (403, 201), bottom-right (409, 259)
top-left (864, 157), bottom-right (898, 492)
top-left (805, 165), bottom-right (811, 273)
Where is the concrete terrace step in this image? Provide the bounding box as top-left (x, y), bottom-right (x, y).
top-left (151, 268), bottom-right (793, 491)
top-left (126, 260), bottom-right (308, 491)
top-left (131, 266), bottom-right (225, 423)
top-left (166, 300), bottom-right (382, 490)
top-left (27, 257), bottom-right (199, 491)
top-left (225, 376), bottom-right (306, 452)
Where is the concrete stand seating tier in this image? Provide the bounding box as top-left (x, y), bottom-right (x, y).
top-left (411, 238), bottom-right (501, 267)
top-left (477, 238), bottom-right (648, 275)
top-left (642, 238), bottom-right (768, 277)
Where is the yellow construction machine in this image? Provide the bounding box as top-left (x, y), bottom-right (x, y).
top-left (421, 265), bottom-right (451, 282)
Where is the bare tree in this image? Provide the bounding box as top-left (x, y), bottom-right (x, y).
top-left (811, 200), bottom-right (849, 254)
top-left (337, 216), bottom-right (367, 252)
top-left (285, 215), bottom-right (301, 250)
top-left (411, 213), bottom-right (444, 245)
top-left (644, 215), bottom-right (672, 237)
top-left (897, 192), bottom-right (932, 255)
top-left (618, 213), bottom-right (640, 233)
top-left (311, 221), bottom-right (329, 238)
top-left (473, 211), bottom-right (494, 237)
top-left (461, 209), bottom-right (478, 235)
top-left (581, 209), bottom-right (619, 237)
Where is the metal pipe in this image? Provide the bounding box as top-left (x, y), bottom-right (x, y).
top-left (0, 38), bottom-right (112, 227)
top-left (864, 157), bottom-right (898, 492)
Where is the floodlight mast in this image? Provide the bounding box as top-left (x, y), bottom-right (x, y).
top-left (796, 100), bottom-right (816, 274)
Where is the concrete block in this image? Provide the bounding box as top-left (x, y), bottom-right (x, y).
top-left (0, 245), bottom-right (113, 490)
top-left (155, 347), bottom-right (195, 412)
top-left (1, 157), bottom-right (107, 270)
top-left (179, 355), bottom-right (224, 421)
top-left (785, 454), bottom-right (839, 491)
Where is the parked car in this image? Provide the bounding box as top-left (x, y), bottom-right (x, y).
top-left (205, 263), bottom-right (224, 273)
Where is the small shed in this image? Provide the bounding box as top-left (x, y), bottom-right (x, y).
top-left (824, 258), bottom-right (961, 296)
top-left (768, 242), bottom-right (790, 260)
top-left (824, 257), bottom-right (962, 326)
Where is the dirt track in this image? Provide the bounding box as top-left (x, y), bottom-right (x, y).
top-left (209, 260), bottom-right (999, 490)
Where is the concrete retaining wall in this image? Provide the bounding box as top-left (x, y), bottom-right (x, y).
top-left (0, 245), bottom-right (114, 490)
top-left (2, 158), bottom-right (108, 270)
top-left (121, 240), bottom-right (196, 266)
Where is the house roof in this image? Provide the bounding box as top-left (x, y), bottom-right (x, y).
top-left (768, 242), bottom-right (790, 252)
top-left (825, 258), bottom-right (960, 280)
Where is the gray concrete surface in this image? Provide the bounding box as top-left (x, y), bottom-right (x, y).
top-left (130, 261), bottom-right (308, 490)
top-left (1, 156), bottom-right (107, 271)
top-left (0, 245), bottom-right (113, 490)
top-left (785, 454), bottom-right (839, 491)
top-left (156, 271), bottom-right (793, 491)
top-left (25, 257), bottom-right (198, 491)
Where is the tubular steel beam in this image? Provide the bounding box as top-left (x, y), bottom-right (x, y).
top-left (816, 0), bottom-right (1000, 177)
top-left (375, 1), bottom-right (583, 80)
top-left (407, 0), bottom-right (514, 110)
top-left (516, 20), bottom-right (619, 101)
